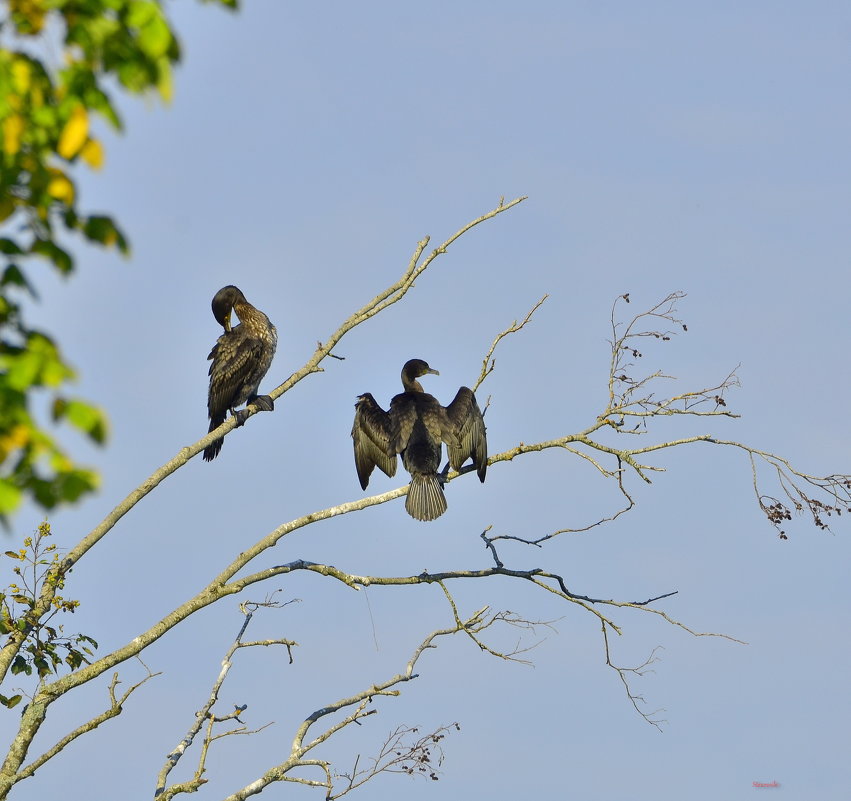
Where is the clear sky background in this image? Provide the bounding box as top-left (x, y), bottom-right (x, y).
top-left (3, 2), bottom-right (850, 800)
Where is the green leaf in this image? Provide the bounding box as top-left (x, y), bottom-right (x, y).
top-left (82, 215), bottom-right (129, 254)
top-left (0, 694), bottom-right (23, 709)
top-left (0, 481), bottom-right (22, 516)
top-left (138, 15), bottom-right (173, 60)
top-left (4, 350), bottom-right (40, 392)
top-left (70, 399), bottom-right (108, 445)
top-left (0, 239), bottom-right (23, 255)
top-left (5, 333), bottom-right (74, 390)
top-left (117, 58), bottom-right (152, 92)
top-left (53, 397), bottom-right (109, 445)
top-left (10, 656), bottom-right (30, 676)
top-left (126, 1), bottom-right (159, 28)
top-left (30, 239), bottom-right (73, 275)
top-left (69, 469), bottom-right (98, 501)
top-left (1, 264), bottom-right (39, 298)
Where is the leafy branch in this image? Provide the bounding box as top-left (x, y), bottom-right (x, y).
top-left (0, 0), bottom-right (237, 518)
top-left (0, 521), bottom-right (97, 707)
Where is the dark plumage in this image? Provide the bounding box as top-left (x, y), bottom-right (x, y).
top-left (203, 285), bottom-right (277, 461)
top-left (351, 359), bottom-right (487, 521)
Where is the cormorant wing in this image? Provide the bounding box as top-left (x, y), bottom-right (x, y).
top-left (444, 386), bottom-right (487, 482)
top-left (352, 393), bottom-right (398, 489)
top-left (207, 326), bottom-right (266, 416)
top-left (388, 393), bottom-right (416, 454)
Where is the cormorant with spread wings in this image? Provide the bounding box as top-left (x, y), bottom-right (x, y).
top-left (351, 358), bottom-right (487, 520)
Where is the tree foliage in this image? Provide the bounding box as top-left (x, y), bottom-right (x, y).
top-left (0, 0), bottom-right (236, 520)
top-left (0, 520), bottom-right (96, 707)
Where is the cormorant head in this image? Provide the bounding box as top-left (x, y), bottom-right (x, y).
top-left (403, 359), bottom-right (439, 380)
top-left (401, 359), bottom-right (439, 392)
top-left (211, 285), bottom-right (245, 332)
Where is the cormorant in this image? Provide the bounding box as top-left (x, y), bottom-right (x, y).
top-left (351, 359), bottom-right (487, 521)
top-left (203, 285), bottom-right (277, 461)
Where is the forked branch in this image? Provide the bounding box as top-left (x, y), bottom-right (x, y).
top-left (331, 723), bottom-right (461, 798)
top-left (602, 625), bottom-right (667, 730)
top-left (16, 660), bottom-right (159, 784)
top-left (154, 597), bottom-right (298, 800)
top-left (218, 605), bottom-right (524, 801)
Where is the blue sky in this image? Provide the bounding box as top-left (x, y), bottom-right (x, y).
top-left (3, 2), bottom-right (850, 799)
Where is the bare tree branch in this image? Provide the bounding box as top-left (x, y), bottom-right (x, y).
top-left (219, 603), bottom-right (531, 800)
top-left (154, 599), bottom-right (298, 799)
top-left (481, 466), bottom-right (636, 555)
top-left (330, 723), bottom-right (460, 798)
top-left (16, 661), bottom-right (159, 783)
top-left (473, 294), bottom-right (548, 392)
top-left (602, 292), bottom-right (740, 430)
top-left (0, 197), bottom-right (528, 692)
top-left (2, 275), bottom-right (846, 801)
top-left (602, 625), bottom-right (667, 730)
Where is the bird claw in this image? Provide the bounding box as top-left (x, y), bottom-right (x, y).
top-left (250, 394), bottom-right (274, 413)
top-left (231, 395), bottom-right (274, 428)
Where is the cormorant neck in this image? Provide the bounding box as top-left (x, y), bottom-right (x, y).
top-left (233, 300), bottom-right (268, 331)
top-left (232, 297), bottom-right (249, 318)
top-left (403, 376), bottom-right (424, 393)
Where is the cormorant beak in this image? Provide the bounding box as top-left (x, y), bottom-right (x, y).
top-left (427, 368), bottom-right (440, 376)
top-left (223, 311), bottom-right (232, 333)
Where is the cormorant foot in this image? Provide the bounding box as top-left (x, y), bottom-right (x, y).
top-left (251, 394), bottom-right (274, 413)
top-left (233, 408), bottom-right (251, 427)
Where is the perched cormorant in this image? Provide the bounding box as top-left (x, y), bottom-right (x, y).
top-left (351, 359), bottom-right (487, 521)
top-left (203, 285), bottom-right (277, 461)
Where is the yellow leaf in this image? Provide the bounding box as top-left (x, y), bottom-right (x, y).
top-left (157, 60), bottom-right (174, 104)
top-left (49, 451), bottom-right (73, 472)
top-left (0, 425), bottom-right (31, 462)
top-left (47, 171), bottom-right (75, 203)
top-left (2, 114), bottom-right (25, 156)
top-left (57, 104), bottom-right (88, 159)
top-left (79, 138), bottom-right (104, 170)
top-left (10, 58), bottom-right (32, 93)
